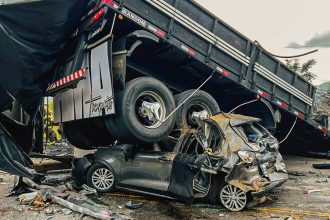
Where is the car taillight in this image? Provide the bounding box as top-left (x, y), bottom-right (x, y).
top-left (88, 8), bottom-right (105, 26)
top-left (100, 0), bottom-right (115, 7)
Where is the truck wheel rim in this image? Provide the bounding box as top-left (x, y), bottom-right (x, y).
top-left (220, 184), bottom-right (247, 211)
top-left (92, 168), bottom-right (114, 190)
top-left (187, 104), bottom-right (211, 128)
top-left (136, 91), bottom-right (166, 129)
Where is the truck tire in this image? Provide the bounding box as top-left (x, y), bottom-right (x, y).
top-left (174, 90), bottom-right (220, 129)
top-left (63, 118), bottom-right (115, 149)
top-left (105, 77), bottom-right (176, 143)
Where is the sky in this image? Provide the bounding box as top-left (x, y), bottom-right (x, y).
top-left (195, 0), bottom-right (330, 85)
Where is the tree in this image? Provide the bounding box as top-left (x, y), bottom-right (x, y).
top-left (285, 58), bottom-right (317, 83)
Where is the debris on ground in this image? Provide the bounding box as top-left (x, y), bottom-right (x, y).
top-left (304, 189), bottom-right (322, 194)
top-left (13, 175), bottom-right (131, 220)
top-left (287, 171), bottom-right (306, 176)
top-left (124, 201), bottom-right (143, 209)
top-left (313, 163), bottom-right (330, 169)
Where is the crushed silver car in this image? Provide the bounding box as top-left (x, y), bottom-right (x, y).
top-left (72, 112), bottom-right (288, 211)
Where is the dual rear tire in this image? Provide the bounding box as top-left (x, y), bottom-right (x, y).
top-left (64, 76), bottom-right (220, 148)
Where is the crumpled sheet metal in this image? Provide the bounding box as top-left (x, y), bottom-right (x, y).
top-left (183, 113), bottom-right (288, 193)
top-left (207, 113), bottom-right (255, 171)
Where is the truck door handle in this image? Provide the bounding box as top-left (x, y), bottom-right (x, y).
top-left (158, 156), bottom-right (171, 162)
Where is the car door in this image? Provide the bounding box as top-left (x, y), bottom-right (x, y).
top-left (119, 145), bottom-right (175, 193)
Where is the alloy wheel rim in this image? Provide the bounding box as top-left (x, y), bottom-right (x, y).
top-left (92, 168), bottom-right (114, 190)
top-left (220, 184), bottom-right (247, 211)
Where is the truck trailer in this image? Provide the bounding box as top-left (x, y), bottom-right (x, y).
top-left (50, 0), bottom-right (329, 152)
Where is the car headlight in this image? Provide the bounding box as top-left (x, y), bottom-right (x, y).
top-left (238, 151), bottom-right (256, 164)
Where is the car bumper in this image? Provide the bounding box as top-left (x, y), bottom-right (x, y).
top-left (251, 178), bottom-right (286, 197)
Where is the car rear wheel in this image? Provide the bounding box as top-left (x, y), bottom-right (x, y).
top-left (86, 163), bottom-right (115, 193)
top-left (63, 118), bottom-right (115, 149)
top-left (219, 184), bottom-right (247, 211)
top-left (174, 90), bottom-right (220, 129)
top-left (105, 77), bottom-right (176, 143)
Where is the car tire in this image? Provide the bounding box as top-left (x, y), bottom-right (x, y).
top-left (86, 163), bottom-right (115, 193)
top-left (105, 77), bottom-right (176, 143)
top-left (219, 184), bottom-right (247, 211)
top-left (63, 118), bottom-right (115, 149)
top-left (174, 90), bottom-right (220, 129)
top-left (204, 173), bottom-right (225, 204)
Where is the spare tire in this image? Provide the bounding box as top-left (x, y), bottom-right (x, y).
top-left (174, 90), bottom-right (220, 129)
top-left (105, 77), bottom-right (176, 143)
top-left (63, 118), bottom-right (115, 149)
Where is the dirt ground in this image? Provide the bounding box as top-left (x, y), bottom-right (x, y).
top-left (0, 155), bottom-right (329, 220)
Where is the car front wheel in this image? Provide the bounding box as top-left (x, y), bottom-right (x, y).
top-left (219, 184), bottom-right (247, 211)
top-left (86, 163), bottom-right (115, 193)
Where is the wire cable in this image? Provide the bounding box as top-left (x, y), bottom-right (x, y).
top-left (161, 72), bottom-right (214, 123)
top-left (279, 117), bottom-right (297, 145)
top-left (254, 41), bottom-right (318, 59)
top-left (228, 98), bottom-right (259, 114)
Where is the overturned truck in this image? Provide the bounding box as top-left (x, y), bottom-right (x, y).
top-left (0, 0), bottom-right (328, 210)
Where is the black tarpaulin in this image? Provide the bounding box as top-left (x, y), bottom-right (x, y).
top-left (0, 113), bottom-right (44, 182)
top-left (0, 0), bottom-right (87, 115)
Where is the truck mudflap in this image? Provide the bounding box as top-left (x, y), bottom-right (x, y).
top-left (0, 113), bottom-right (44, 183)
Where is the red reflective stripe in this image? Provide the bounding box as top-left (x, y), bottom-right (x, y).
top-left (295, 112), bottom-right (303, 118)
top-left (187, 49), bottom-right (196, 56)
top-left (155, 29), bottom-right (165, 37)
top-left (101, 0), bottom-right (115, 7)
top-left (89, 9), bottom-right (105, 26)
top-left (319, 126), bottom-right (326, 133)
top-left (261, 92), bottom-right (268, 98)
top-left (281, 103), bottom-right (287, 108)
top-left (48, 68), bottom-right (85, 92)
top-left (181, 45), bottom-right (196, 56)
top-left (221, 70), bottom-right (229, 76)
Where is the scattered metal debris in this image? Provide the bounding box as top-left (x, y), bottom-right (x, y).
top-left (304, 189), bottom-right (322, 194)
top-left (124, 201), bottom-right (143, 209)
top-left (313, 163), bottom-right (330, 169)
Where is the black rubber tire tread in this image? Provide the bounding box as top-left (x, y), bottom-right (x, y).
top-left (204, 173), bottom-right (226, 204)
top-left (63, 118), bottom-right (115, 149)
top-left (105, 77), bottom-right (176, 143)
top-left (174, 90), bottom-right (220, 129)
top-left (86, 163), bottom-right (115, 193)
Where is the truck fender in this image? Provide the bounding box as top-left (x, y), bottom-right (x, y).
top-left (112, 30), bottom-right (160, 89)
top-left (235, 99), bottom-right (276, 133)
top-left (256, 99), bottom-right (276, 133)
top-left (113, 30), bottom-right (160, 56)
